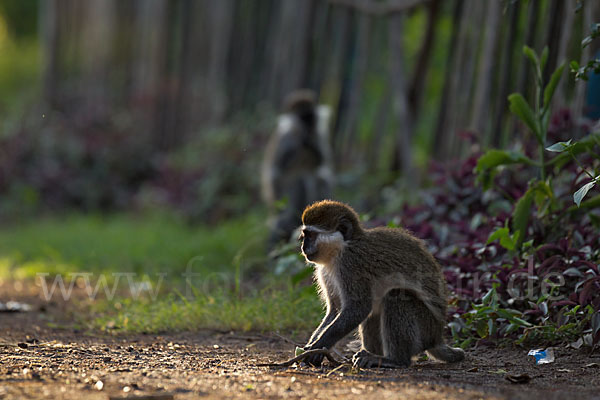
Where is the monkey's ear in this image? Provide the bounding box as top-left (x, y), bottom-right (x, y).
top-left (338, 218), bottom-right (353, 241)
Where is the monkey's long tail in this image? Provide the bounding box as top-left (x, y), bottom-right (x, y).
top-left (427, 344), bottom-right (465, 363)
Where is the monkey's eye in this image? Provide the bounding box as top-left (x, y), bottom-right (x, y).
top-left (302, 230), bottom-right (317, 241)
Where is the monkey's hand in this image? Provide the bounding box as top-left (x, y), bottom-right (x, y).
top-left (301, 344), bottom-right (326, 367)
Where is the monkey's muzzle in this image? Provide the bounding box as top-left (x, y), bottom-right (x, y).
top-left (301, 244), bottom-right (318, 262)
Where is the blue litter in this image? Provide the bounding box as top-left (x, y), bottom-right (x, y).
top-left (528, 348), bottom-right (555, 364)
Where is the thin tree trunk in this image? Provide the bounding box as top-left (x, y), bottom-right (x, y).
top-left (206, 0), bottom-right (235, 125)
top-left (367, 88), bottom-right (392, 171)
top-left (167, 0), bottom-right (194, 146)
top-left (408, 0), bottom-right (440, 119)
top-left (388, 13), bottom-right (414, 177)
top-left (309, 0), bottom-right (332, 93)
top-left (81, 0), bottom-right (116, 119)
top-left (324, 6), bottom-right (351, 149)
top-left (338, 1), bottom-right (372, 162)
top-left (555, 0), bottom-right (576, 106)
top-left (512, 0), bottom-right (541, 140)
top-left (433, 0), bottom-right (463, 160)
top-left (40, 0), bottom-right (60, 108)
top-left (470, 0), bottom-right (501, 137)
top-left (492, 0), bottom-right (520, 148)
top-left (267, 0), bottom-right (314, 106)
top-left (573, 0), bottom-right (593, 118)
top-left (131, 0), bottom-right (168, 149)
top-left (442, 0), bottom-right (483, 159)
top-left (542, 0), bottom-right (564, 82)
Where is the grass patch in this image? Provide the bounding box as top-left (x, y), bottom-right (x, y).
top-left (89, 285), bottom-right (321, 334)
top-left (0, 211), bottom-right (267, 278)
top-left (0, 211), bottom-right (323, 333)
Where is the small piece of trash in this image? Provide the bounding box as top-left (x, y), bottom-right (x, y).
top-left (585, 363), bottom-right (599, 368)
top-left (528, 348), bottom-right (555, 364)
top-left (570, 338), bottom-right (583, 349)
top-left (94, 380), bottom-right (104, 391)
top-left (467, 367), bottom-right (478, 372)
top-left (505, 373), bottom-right (531, 384)
top-left (0, 301), bottom-right (32, 312)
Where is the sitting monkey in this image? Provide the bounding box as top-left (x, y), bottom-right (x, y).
top-left (261, 90), bottom-right (333, 250)
top-left (299, 200), bottom-right (465, 368)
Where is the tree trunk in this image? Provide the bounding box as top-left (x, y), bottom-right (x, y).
top-left (408, 0), bottom-right (440, 119)
top-left (337, 1), bottom-right (372, 164)
top-left (267, 0), bottom-right (314, 106)
top-left (542, 0), bottom-right (564, 82)
top-left (206, 0), bottom-right (235, 125)
top-left (40, 0), bottom-right (60, 108)
top-left (554, 0), bottom-right (576, 106)
top-left (388, 13), bottom-right (414, 177)
top-left (573, 0), bottom-right (593, 118)
top-left (433, 0), bottom-right (463, 160)
top-left (491, 0), bottom-right (520, 148)
top-left (469, 0), bottom-right (501, 137)
top-left (81, 0), bottom-right (116, 119)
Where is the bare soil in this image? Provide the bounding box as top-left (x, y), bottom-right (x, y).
top-left (1, 282), bottom-right (599, 400)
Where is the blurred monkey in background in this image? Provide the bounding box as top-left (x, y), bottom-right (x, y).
top-left (261, 90), bottom-right (334, 250)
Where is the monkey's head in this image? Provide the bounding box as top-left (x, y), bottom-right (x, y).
top-left (299, 200), bottom-right (362, 265)
top-left (283, 89), bottom-right (317, 128)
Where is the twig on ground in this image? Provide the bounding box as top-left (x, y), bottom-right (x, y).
top-left (257, 349), bottom-right (345, 368)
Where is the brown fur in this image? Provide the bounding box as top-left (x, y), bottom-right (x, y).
top-left (300, 200), bottom-right (464, 368)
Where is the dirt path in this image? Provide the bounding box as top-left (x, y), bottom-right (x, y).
top-left (1, 288), bottom-right (600, 399)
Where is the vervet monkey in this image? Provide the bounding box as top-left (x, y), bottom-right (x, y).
top-left (261, 90), bottom-right (333, 250)
top-left (299, 200), bottom-right (464, 368)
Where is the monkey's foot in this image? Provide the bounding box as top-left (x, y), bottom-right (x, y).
top-left (352, 350), bottom-right (405, 369)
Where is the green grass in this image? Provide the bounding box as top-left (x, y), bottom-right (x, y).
top-left (0, 212), bottom-right (265, 278)
top-left (89, 285), bottom-right (321, 334)
top-left (0, 212), bottom-right (323, 333)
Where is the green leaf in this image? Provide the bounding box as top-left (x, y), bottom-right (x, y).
top-left (486, 227), bottom-right (517, 251)
top-left (547, 134), bottom-right (600, 167)
top-left (481, 288), bottom-right (496, 305)
top-left (476, 320), bottom-right (489, 338)
top-left (543, 63), bottom-right (565, 109)
top-left (512, 188), bottom-right (535, 247)
top-left (495, 309), bottom-right (533, 327)
top-left (531, 181), bottom-right (554, 217)
top-left (476, 150), bottom-right (534, 172)
top-left (486, 227), bottom-right (509, 245)
top-left (475, 150), bottom-right (534, 190)
top-left (570, 60), bottom-right (580, 70)
top-left (545, 139), bottom-right (572, 152)
top-left (508, 93), bottom-right (540, 138)
top-left (523, 46), bottom-right (539, 68)
top-left (496, 309), bottom-right (521, 319)
top-left (488, 319), bottom-right (494, 337)
top-left (574, 181), bottom-right (596, 207)
top-left (592, 311), bottom-right (600, 336)
top-left (540, 46), bottom-right (549, 71)
top-left (510, 316), bottom-right (533, 327)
